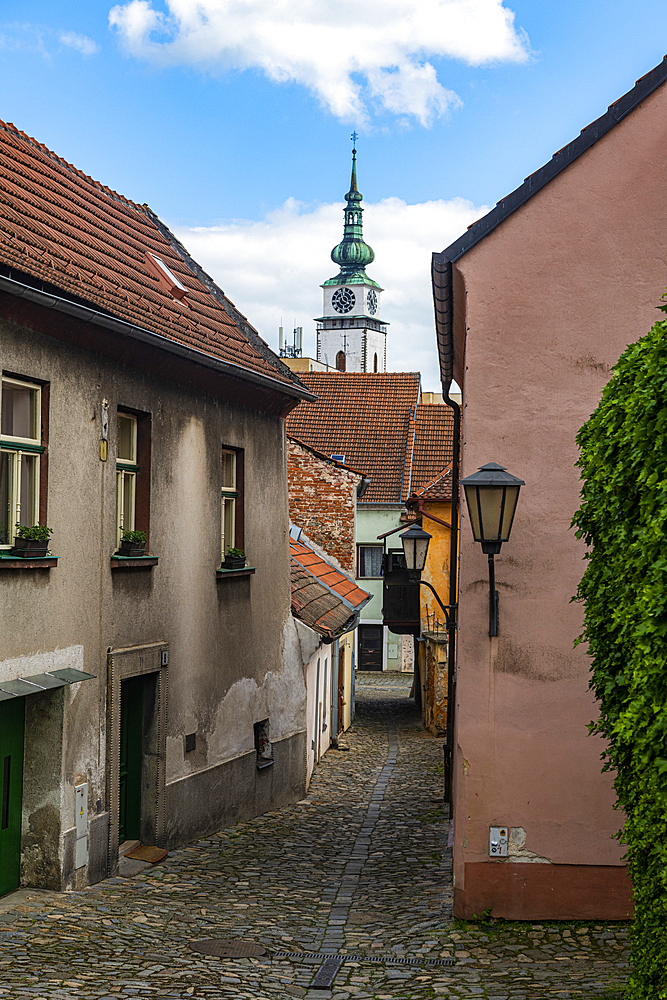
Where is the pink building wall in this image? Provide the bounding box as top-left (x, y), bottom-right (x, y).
top-left (450, 79), bottom-right (667, 919)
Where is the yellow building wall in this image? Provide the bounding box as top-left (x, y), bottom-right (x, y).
top-left (420, 501), bottom-right (452, 629)
top-left (419, 501), bottom-right (452, 736)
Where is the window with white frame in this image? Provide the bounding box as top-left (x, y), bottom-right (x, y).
top-left (116, 412), bottom-right (138, 548)
top-left (221, 448), bottom-right (237, 558)
top-left (0, 377), bottom-right (42, 546)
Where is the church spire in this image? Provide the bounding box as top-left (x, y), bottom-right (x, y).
top-left (329, 144), bottom-right (375, 280)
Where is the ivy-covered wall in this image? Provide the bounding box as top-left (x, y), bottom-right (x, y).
top-left (573, 306), bottom-right (667, 999)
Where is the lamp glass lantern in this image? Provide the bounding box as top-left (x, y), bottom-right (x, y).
top-left (400, 523), bottom-right (432, 573)
top-left (460, 462), bottom-right (525, 636)
top-left (461, 462), bottom-right (525, 555)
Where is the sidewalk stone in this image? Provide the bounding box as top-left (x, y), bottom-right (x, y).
top-left (0, 674), bottom-right (629, 999)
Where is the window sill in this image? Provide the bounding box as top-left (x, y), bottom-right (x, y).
top-left (111, 554), bottom-right (159, 570)
top-left (216, 565), bottom-right (256, 579)
top-left (0, 552), bottom-right (58, 569)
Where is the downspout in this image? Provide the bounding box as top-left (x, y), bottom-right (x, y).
top-left (441, 385), bottom-right (459, 812)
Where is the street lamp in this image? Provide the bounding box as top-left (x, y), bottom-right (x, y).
top-left (460, 462), bottom-right (524, 637)
top-left (399, 523), bottom-right (455, 627)
top-left (399, 523), bottom-right (432, 574)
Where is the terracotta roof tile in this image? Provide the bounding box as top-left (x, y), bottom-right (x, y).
top-left (290, 536), bottom-right (371, 639)
top-left (0, 120), bottom-right (304, 394)
top-left (404, 405), bottom-right (455, 501)
top-left (290, 538), bottom-right (371, 613)
top-left (286, 372), bottom-right (421, 503)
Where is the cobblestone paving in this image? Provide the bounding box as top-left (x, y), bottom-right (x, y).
top-left (0, 674), bottom-right (630, 999)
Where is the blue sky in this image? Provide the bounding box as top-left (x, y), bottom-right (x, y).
top-left (3, 1), bottom-right (667, 388)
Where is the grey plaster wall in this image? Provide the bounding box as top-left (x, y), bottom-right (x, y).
top-left (0, 310), bottom-right (306, 888)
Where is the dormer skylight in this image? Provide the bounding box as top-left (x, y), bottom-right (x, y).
top-left (144, 250), bottom-right (187, 301)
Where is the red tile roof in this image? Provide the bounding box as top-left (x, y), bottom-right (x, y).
top-left (290, 536), bottom-right (371, 640)
top-left (286, 376), bottom-right (455, 504)
top-left (286, 372), bottom-right (421, 503)
top-left (404, 404), bottom-right (455, 501)
top-left (0, 120), bottom-right (305, 396)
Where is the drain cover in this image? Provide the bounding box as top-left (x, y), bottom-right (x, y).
top-left (311, 955), bottom-right (344, 988)
top-left (189, 939), bottom-right (266, 958)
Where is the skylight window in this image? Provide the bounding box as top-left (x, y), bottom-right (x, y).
top-left (144, 250), bottom-right (187, 301)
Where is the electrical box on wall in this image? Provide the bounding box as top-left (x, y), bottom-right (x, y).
top-left (489, 825), bottom-right (508, 857)
top-left (75, 782), bottom-right (88, 869)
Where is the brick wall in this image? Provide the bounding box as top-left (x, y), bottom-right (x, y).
top-left (287, 437), bottom-right (360, 573)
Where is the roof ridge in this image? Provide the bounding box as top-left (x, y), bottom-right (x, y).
top-left (436, 55), bottom-right (667, 266)
top-left (415, 464), bottom-right (452, 497)
top-left (0, 119), bottom-right (146, 213)
top-left (433, 53), bottom-right (667, 386)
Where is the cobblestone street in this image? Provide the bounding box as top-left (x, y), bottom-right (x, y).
top-left (0, 675), bottom-right (630, 1000)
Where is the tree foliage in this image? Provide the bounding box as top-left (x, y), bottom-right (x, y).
top-left (573, 307), bottom-right (667, 1000)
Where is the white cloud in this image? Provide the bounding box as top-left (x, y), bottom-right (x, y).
top-left (172, 194), bottom-right (487, 391)
top-left (59, 31), bottom-right (100, 56)
top-left (108, 0), bottom-right (529, 125)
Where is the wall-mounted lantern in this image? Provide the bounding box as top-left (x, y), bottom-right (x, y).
top-left (399, 523), bottom-right (432, 575)
top-left (460, 462), bottom-right (524, 637)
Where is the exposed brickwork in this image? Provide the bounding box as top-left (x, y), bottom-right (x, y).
top-left (287, 436), bottom-right (361, 573)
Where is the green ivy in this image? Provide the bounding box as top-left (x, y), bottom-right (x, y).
top-left (573, 304), bottom-right (667, 1000)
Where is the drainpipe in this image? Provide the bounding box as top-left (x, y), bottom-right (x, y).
top-left (442, 380), bottom-right (460, 810)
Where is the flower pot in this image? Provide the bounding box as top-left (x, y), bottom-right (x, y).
top-left (224, 556), bottom-right (246, 569)
top-left (118, 539), bottom-right (147, 557)
top-left (12, 536), bottom-right (49, 558)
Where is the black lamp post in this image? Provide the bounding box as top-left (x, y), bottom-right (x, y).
top-left (460, 462), bottom-right (524, 637)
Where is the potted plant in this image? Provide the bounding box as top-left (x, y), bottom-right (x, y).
top-left (224, 546), bottom-right (246, 569)
top-left (118, 529), bottom-right (147, 557)
top-left (12, 523), bottom-right (53, 558)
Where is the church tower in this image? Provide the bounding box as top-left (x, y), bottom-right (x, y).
top-left (316, 147), bottom-right (388, 373)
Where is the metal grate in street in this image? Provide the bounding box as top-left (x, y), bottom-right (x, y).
top-left (309, 955), bottom-right (345, 988)
top-left (189, 938), bottom-right (266, 957)
top-left (273, 950), bottom-right (456, 967)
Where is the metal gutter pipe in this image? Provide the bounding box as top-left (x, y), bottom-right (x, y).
top-left (442, 379), bottom-right (460, 808)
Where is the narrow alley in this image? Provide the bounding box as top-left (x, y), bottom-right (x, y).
top-left (0, 676), bottom-right (629, 1000)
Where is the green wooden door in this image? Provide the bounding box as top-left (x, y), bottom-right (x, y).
top-left (0, 698), bottom-right (25, 897)
top-left (119, 677), bottom-right (143, 844)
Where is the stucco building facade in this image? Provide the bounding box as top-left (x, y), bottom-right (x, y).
top-left (0, 121), bottom-right (312, 894)
top-left (429, 58), bottom-right (667, 919)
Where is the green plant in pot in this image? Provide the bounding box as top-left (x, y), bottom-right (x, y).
top-left (224, 546), bottom-right (246, 568)
top-left (118, 529), bottom-right (147, 556)
top-left (12, 523), bottom-right (53, 558)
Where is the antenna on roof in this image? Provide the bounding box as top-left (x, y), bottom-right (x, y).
top-left (351, 131), bottom-right (358, 151)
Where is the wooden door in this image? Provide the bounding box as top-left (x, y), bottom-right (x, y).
top-left (0, 698), bottom-right (25, 896)
top-left (119, 676), bottom-right (144, 844)
top-left (359, 625), bottom-right (383, 671)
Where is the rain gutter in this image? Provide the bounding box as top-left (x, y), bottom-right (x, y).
top-left (0, 273), bottom-right (316, 403)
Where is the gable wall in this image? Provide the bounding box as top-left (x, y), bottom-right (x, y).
top-left (287, 438), bottom-right (359, 572)
top-left (448, 79), bottom-right (667, 918)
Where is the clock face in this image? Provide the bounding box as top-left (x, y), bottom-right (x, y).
top-left (367, 289), bottom-right (378, 315)
top-left (332, 287), bottom-right (355, 314)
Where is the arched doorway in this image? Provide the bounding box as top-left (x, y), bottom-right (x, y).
top-left (373, 353), bottom-right (378, 373)
top-left (336, 351), bottom-right (346, 372)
